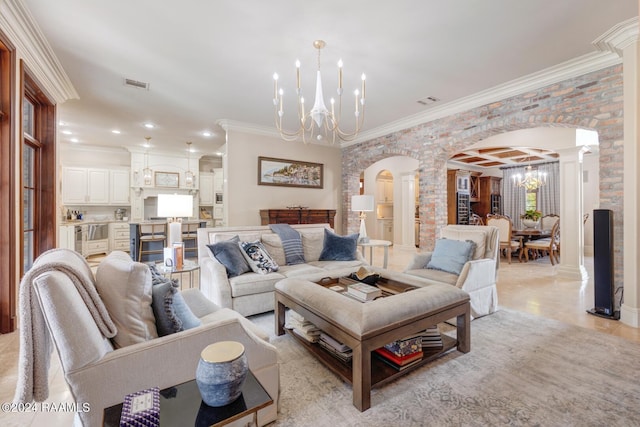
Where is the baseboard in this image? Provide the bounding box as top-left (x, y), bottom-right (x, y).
top-left (620, 304), bottom-right (640, 328)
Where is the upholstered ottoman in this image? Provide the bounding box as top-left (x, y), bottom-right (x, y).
top-left (274, 275), bottom-right (470, 411)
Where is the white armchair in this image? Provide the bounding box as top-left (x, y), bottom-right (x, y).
top-left (15, 249), bottom-right (279, 427)
top-left (404, 225), bottom-right (500, 319)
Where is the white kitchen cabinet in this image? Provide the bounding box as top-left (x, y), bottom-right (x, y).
top-left (109, 169), bottom-right (130, 204)
top-left (62, 167), bottom-right (132, 205)
top-left (58, 225), bottom-right (75, 249)
top-left (213, 168), bottom-right (223, 192)
top-left (87, 169), bottom-right (110, 204)
top-left (378, 219), bottom-right (393, 241)
top-left (199, 172), bottom-right (214, 205)
top-left (109, 222), bottom-right (130, 252)
top-left (376, 179), bottom-right (393, 203)
top-left (62, 168), bottom-right (88, 204)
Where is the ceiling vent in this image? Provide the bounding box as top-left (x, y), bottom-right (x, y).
top-left (123, 78), bottom-right (150, 90)
top-left (417, 96), bottom-right (439, 106)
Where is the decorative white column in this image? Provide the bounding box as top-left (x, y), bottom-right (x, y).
top-left (555, 146), bottom-right (588, 281)
top-left (594, 18), bottom-right (640, 327)
top-left (398, 173), bottom-right (417, 249)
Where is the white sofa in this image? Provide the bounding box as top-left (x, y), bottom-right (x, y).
top-left (197, 224), bottom-right (367, 317)
top-left (16, 249), bottom-right (279, 427)
top-left (404, 225), bottom-right (500, 319)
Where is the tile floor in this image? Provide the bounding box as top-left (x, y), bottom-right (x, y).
top-left (1, 247), bottom-right (638, 426)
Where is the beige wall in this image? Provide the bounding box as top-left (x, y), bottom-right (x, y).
top-left (225, 129), bottom-right (343, 232)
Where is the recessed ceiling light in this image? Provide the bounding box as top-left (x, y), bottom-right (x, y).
top-left (202, 131), bottom-right (212, 137)
top-left (70, 138), bottom-right (79, 143)
top-left (215, 152), bottom-right (223, 156)
top-left (59, 121), bottom-right (66, 126)
top-left (111, 129), bottom-right (121, 134)
top-left (62, 130), bottom-right (72, 135)
top-left (144, 123), bottom-right (155, 129)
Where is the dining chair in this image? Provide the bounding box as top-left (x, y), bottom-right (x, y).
top-left (469, 213), bottom-right (484, 225)
top-left (138, 223), bottom-right (167, 261)
top-left (541, 214), bottom-right (559, 231)
top-left (486, 214), bottom-right (523, 264)
top-left (524, 220), bottom-right (560, 265)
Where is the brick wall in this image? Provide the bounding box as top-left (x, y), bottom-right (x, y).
top-left (343, 64), bottom-right (624, 292)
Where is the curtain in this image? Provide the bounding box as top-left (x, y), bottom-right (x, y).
top-left (501, 167), bottom-right (526, 229)
top-left (536, 162), bottom-right (560, 217)
top-left (501, 162), bottom-right (560, 229)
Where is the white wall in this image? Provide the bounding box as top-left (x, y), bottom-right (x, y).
top-left (224, 130), bottom-right (343, 231)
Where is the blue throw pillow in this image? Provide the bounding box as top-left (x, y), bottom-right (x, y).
top-left (207, 236), bottom-right (251, 278)
top-left (150, 274), bottom-right (201, 336)
top-left (426, 238), bottom-right (475, 275)
top-left (319, 229), bottom-right (359, 261)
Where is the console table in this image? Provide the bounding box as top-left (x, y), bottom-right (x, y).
top-left (259, 209), bottom-right (336, 228)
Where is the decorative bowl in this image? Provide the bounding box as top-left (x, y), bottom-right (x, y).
top-left (522, 218), bottom-right (540, 229)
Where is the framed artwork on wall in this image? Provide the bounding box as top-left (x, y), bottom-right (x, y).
top-left (154, 171), bottom-right (180, 188)
top-left (258, 156), bottom-right (323, 189)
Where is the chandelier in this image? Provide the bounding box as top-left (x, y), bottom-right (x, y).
top-left (185, 141), bottom-right (195, 188)
top-left (514, 164), bottom-right (547, 191)
top-left (272, 40), bottom-right (366, 144)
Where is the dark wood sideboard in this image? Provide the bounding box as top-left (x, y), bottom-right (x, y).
top-left (260, 209), bottom-right (336, 228)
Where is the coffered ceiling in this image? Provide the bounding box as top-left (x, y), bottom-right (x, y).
top-left (450, 147), bottom-right (559, 169)
top-left (20, 0), bottom-right (638, 158)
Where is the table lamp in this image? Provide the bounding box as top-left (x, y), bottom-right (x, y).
top-left (157, 194), bottom-right (193, 245)
top-left (351, 195), bottom-right (374, 243)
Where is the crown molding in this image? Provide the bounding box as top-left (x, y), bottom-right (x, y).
top-left (0, 0), bottom-right (78, 103)
top-left (592, 16), bottom-right (639, 57)
top-left (341, 50), bottom-right (622, 148)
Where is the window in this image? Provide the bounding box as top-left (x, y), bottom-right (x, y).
top-left (20, 63), bottom-right (56, 277)
top-left (525, 191), bottom-right (537, 212)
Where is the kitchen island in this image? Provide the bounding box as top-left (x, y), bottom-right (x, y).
top-left (129, 220), bottom-right (206, 262)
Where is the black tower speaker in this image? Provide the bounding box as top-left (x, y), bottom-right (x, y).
top-left (588, 209), bottom-right (618, 319)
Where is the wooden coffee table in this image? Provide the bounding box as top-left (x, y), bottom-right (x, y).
top-left (275, 273), bottom-right (470, 411)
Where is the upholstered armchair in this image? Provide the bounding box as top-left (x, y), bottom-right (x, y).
top-left (404, 225), bottom-right (500, 319)
top-left (15, 249), bottom-right (279, 427)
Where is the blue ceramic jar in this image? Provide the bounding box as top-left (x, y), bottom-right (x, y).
top-left (196, 341), bottom-right (248, 407)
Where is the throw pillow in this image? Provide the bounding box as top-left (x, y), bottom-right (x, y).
top-left (149, 265), bottom-right (202, 336)
top-left (207, 236), bottom-right (251, 277)
top-left (426, 238), bottom-right (475, 275)
top-left (239, 240), bottom-right (279, 274)
top-left (95, 251), bottom-right (158, 348)
top-left (319, 229), bottom-right (359, 261)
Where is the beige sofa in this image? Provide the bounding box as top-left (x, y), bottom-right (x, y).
top-left (197, 224), bottom-right (367, 317)
top-left (16, 249), bottom-right (278, 427)
top-left (404, 225), bottom-right (500, 319)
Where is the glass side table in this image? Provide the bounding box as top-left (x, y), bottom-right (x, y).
top-left (154, 259), bottom-right (201, 290)
top-left (103, 370), bottom-right (272, 427)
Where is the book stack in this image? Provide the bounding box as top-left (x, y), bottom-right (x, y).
top-left (318, 332), bottom-right (352, 363)
top-left (421, 326), bottom-right (443, 350)
top-left (285, 310), bottom-right (320, 343)
top-left (375, 333), bottom-right (424, 370)
top-left (346, 282), bottom-right (382, 302)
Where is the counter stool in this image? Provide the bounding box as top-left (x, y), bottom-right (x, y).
top-left (138, 223), bottom-right (167, 261)
top-left (182, 222), bottom-right (199, 259)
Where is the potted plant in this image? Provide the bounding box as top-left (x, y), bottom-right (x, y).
top-left (521, 209), bottom-right (542, 228)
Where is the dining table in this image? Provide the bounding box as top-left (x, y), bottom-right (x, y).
top-left (513, 229), bottom-right (552, 242)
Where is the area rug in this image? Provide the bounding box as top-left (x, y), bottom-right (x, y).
top-left (249, 309), bottom-right (640, 427)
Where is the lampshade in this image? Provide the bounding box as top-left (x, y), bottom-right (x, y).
top-left (351, 195), bottom-right (374, 212)
top-left (157, 194), bottom-right (193, 218)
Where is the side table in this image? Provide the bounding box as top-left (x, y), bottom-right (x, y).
top-left (155, 259), bottom-right (201, 290)
top-left (357, 239), bottom-right (392, 268)
top-left (103, 370), bottom-right (272, 427)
